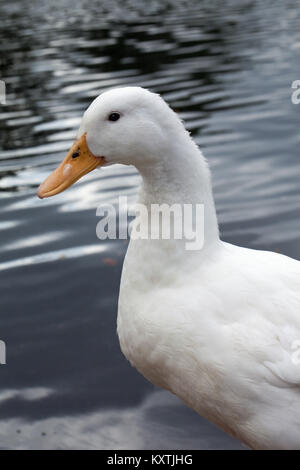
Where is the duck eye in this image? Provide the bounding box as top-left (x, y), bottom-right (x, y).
top-left (108, 112), bottom-right (120, 122)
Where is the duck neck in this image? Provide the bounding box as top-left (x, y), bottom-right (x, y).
top-left (135, 134), bottom-right (219, 251)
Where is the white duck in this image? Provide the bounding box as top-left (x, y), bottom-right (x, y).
top-left (38, 87), bottom-right (300, 450)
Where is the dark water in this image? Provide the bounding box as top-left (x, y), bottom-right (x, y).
top-left (0, 0), bottom-right (300, 450)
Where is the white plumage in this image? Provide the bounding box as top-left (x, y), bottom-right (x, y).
top-left (40, 86), bottom-right (300, 449)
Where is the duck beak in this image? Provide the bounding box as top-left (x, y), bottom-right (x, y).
top-left (37, 133), bottom-right (106, 199)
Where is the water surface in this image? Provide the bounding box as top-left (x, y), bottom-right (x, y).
top-left (1, 0), bottom-right (300, 450)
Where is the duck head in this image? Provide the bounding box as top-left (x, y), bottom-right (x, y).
top-left (37, 86), bottom-right (182, 198)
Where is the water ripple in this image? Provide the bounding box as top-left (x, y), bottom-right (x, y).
top-left (1, 0), bottom-right (300, 450)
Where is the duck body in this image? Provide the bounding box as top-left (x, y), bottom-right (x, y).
top-left (118, 235), bottom-right (300, 449)
top-left (115, 91), bottom-right (300, 449)
top-left (38, 86), bottom-right (300, 449)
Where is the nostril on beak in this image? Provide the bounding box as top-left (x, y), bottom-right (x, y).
top-left (72, 151), bottom-right (80, 159)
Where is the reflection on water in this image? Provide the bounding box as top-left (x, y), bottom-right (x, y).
top-left (0, 0), bottom-right (300, 450)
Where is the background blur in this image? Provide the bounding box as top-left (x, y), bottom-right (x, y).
top-left (0, 0), bottom-right (300, 450)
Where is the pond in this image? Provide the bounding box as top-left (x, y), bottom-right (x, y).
top-left (0, 0), bottom-right (300, 449)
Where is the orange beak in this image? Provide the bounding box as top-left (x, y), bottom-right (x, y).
top-left (37, 133), bottom-right (106, 199)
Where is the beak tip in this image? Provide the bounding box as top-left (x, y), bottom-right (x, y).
top-left (37, 185), bottom-right (46, 199)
